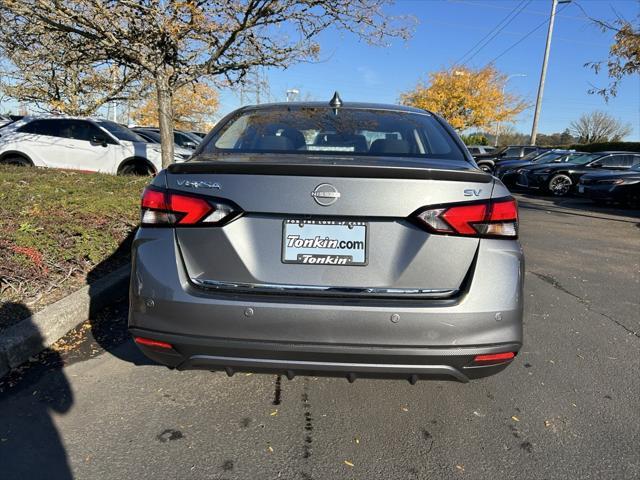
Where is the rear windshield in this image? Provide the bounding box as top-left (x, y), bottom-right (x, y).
top-left (203, 107), bottom-right (466, 160)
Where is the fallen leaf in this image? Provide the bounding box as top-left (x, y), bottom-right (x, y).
top-left (354, 438), bottom-right (360, 444)
top-left (245, 373), bottom-right (253, 376)
top-left (456, 464), bottom-right (465, 472)
top-left (401, 407), bottom-right (409, 412)
top-left (270, 409), bottom-right (278, 416)
top-left (544, 420), bottom-right (551, 428)
top-left (267, 446), bottom-right (274, 453)
top-left (344, 460), bottom-right (354, 467)
top-left (511, 416), bottom-right (520, 422)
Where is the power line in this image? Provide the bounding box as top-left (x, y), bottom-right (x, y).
top-left (461, 0), bottom-right (533, 65)
top-left (448, 0), bottom-right (584, 20)
top-left (487, 2), bottom-right (572, 64)
top-left (453, 0), bottom-right (531, 65)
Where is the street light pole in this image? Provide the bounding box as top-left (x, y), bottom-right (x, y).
top-left (530, 0), bottom-right (569, 145)
top-left (495, 73), bottom-right (526, 146)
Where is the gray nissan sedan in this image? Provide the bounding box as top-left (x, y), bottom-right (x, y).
top-left (129, 95), bottom-right (524, 383)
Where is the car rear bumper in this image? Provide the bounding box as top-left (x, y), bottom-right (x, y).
top-left (129, 228), bottom-right (524, 382)
top-left (130, 328), bottom-right (520, 382)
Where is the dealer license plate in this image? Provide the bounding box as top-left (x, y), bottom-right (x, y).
top-left (282, 220), bottom-right (367, 266)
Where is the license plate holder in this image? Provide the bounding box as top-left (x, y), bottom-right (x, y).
top-left (282, 220), bottom-right (368, 266)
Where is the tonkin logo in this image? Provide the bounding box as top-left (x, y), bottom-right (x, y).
top-left (311, 183), bottom-right (340, 206)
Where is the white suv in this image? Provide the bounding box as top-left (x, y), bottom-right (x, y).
top-left (0, 116), bottom-right (188, 175)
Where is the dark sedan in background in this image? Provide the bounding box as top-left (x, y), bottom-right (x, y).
top-left (578, 163), bottom-right (640, 206)
top-left (516, 151), bottom-right (640, 196)
top-left (495, 149), bottom-right (576, 187)
top-left (474, 145), bottom-right (548, 173)
top-left (132, 127), bottom-right (202, 150)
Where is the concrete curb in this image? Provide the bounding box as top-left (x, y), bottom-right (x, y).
top-left (0, 264), bottom-right (130, 378)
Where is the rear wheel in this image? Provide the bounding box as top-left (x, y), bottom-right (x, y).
top-left (548, 174), bottom-right (572, 196)
top-left (1, 155), bottom-right (32, 167)
top-left (118, 160), bottom-right (155, 176)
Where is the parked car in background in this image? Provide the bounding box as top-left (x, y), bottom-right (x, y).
top-left (495, 149), bottom-right (576, 187)
top-left (475, 145), bottom-right (549, 173)
top-left (0, 115), bottom-right (11, 128)
top-left (190, 131), bottom-right (207, 139)
top-left (129, 99), bottom-right (524, 383)
top-left (0, 116), bottom-right (186, 175)
top-left (578, 162), bottom-right (640, 206)
top-left (133, 127), bottom-right (201, 150)
top-left (131, 128), bottom-right (193, 159)
top-left (516, 151), bottom-right (640, 196)
top-left (467, 145), bottom-right (496, 156)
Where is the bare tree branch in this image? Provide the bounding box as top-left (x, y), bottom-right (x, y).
top-left (569, 111), bottom-right (632, 143)
top-left (0, 0), bottom-right (413, 167)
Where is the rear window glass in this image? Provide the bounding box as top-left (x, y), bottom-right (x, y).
top-left (204, 107), bottom-right (465, 160)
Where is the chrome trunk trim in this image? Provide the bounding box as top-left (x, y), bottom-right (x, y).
top-left (190, 278), bottom-right (457, 298)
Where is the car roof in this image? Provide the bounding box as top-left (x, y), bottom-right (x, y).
top-left (240, 101), bottom-right (430, 115)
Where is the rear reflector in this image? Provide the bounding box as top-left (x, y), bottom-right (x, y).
top-left (134, 336), bottom-right (173, 350)
top-left (473, 352), bottom-right (516, 363)
top-left (415, 197), bottom-right (518, 238)
top-left (140, 186), bottom-right (238, 226)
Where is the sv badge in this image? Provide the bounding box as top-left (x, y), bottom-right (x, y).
top-left (464, 189), bottom-right (482, 197)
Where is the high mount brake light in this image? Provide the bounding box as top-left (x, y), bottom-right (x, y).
top-left (140, 186), bottom-right (237, 226)
top-left (416, 197), bottom-right (518, 238)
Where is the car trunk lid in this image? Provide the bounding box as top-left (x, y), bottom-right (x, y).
top-left (166, 155), bottom-right (493, 297)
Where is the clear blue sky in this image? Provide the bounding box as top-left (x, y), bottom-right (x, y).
top-left (219, 0), bottom-right (640, 140)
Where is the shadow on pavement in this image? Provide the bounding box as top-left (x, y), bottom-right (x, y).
top-left (86, 228), bottom-right (155, 367)
top-left (0, 302), bottom-right (73, 480)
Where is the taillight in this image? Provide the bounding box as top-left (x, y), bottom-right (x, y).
top-left (140, 186), bottom-right (239, 226)
top-left (415, 197), bottom-right (518, 238)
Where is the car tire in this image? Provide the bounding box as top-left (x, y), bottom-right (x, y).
top-left (548, 174), bottom-right (572, 196)
top-left (1, 155), bottom-right (32, 167)
top-left (118, 160), bottom-right (155, 176)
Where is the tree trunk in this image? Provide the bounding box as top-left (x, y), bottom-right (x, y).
top-left (156, 74), bottom-right (174, 169)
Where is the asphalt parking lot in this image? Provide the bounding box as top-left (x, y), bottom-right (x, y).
top-left (1, 193), bottom-right (639, 480)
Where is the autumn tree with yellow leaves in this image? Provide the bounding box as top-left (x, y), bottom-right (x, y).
top-left (133, 83), bottom-right (219, 132)
top-left (400, 65), bottom-right (529, 132)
